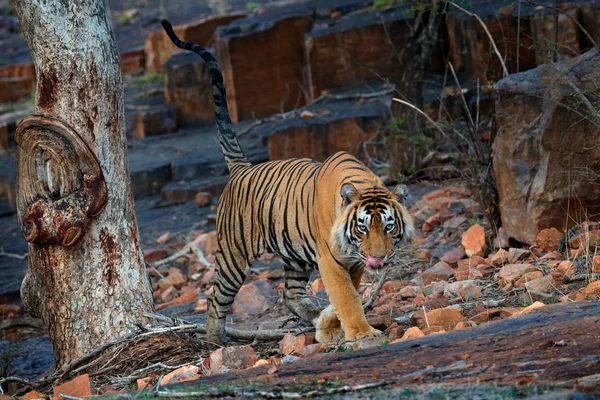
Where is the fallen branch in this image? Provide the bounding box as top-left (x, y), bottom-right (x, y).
top-left (363, 269), bottom-right (389, 310)
top-left (151, 247), bottom-right (192, 269)
top-left (448, 1), bottom-right (509, 78)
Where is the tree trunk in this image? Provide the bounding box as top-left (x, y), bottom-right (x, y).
top-left (14, 0), bottom-right (153, 370)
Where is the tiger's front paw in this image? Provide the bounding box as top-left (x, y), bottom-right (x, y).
top-left (314, 304), bottom-right (343, 343)
top-left (316, 325), bottom-right (344, 344)
top-left (346, 326), bottom-right (383, 341)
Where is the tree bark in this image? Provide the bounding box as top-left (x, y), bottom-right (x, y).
top-left (14, 0), bottom-right (153, 370)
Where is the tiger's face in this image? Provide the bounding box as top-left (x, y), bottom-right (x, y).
top-left (332, 183), bottom-right (414, 269)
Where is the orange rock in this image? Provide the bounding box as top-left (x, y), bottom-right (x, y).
top-left (457, 283), bottom-right (483, 300)
top-left (457, 256), bottom-right (486, 270)
top-left (514, 271), bottom-right (544, 288)
top-left (424, 307), bottom-right (463, 331)
top-left (496, 264), bottom-right (536, 285)
top-left (195, 192), bottom-right (212, 207)
top-left (399, 326), bottom-right (425, 341)
top-left (381, 280), bottom-right (410, 294)
top-left (194, 298), bottom-right (208, 313)
top-left (253, 359), bottom-right (270, 367)
top-left (136, 377), bottom-right (152, 391)
top-left (158, 267), bottom-right (188, 290)
top-left (422, 213), bottom-right (441, 232)
top-left (231, 280), bottom-right (276, 315)
top-left (476, 263), bottom-right (495, 277)
top-left (421, 326), bottom-right (446, 335)
top-left (535, 228), bottom-right (563, 251)
top-left (53, 374), bottom-right (93, 399)
top-left (454, 268), bottom-right (484, 281)
top-left (491, 249), bottom-right (510, 267)
top-left (280, 333), bottom-right (316, 356)
top-left (507, 248), bottom-right (529, 263)
top-left (156, 231), bottom-right (171, 245)
top-left (523, 275), bottom-right (553, 293)
top-left (493, 227), bottom-right (510, 249)
top-left (462, 224), bottom-right (486, 257)
top-left (455, 321), bottom-right (477, 330)
top-left (156, 289), bottom-right (198, 311)
top-left (420, 261), bottom-right (455, 285)
top-left (210, 346), bottom-right (258, 373)
top-left (398, 285), bottom-right (422, 298)
top-left (187, 231), bottom-right (219, 256)
top-left (441, 246), bottom-right (466, 265)
top-left (144, 248), bottom-right (167, 263)
top-left (593, 256), bottom-right (600, 273)
top-left (576, 280), bottom-right (600, 301)
top-left (513, 301), bottom-right (545, 316)
top-left (160, 365), bottom-right (200, 386)
top-left (570, 230), bottom-right (600, 252)
top-left (554, 260), bottom-right (576, 281)
top-left (311, 278), bottom-right (325, 293)
top-left (20, 390), bottom-right (48, 399)
top-left (299, 343), bottom-right (326, 357)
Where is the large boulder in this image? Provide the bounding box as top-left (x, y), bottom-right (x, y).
top-left (493, 49), bottom-right (600, 244)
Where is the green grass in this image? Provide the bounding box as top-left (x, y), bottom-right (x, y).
top-left (246, 1), bottom-right (261, 10)
top-left (134, 73), bottom-right (164, 85)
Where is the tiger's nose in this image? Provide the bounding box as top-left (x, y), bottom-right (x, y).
top-left (366, 256), bottom-right (384, 269)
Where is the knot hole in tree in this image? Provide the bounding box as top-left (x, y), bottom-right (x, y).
top-left (15, 114), bottom-right (108, 247)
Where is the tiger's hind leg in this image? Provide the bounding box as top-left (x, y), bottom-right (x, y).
top-left (283, 263), bottom-right (321, 324)
top-left (206, 248), bottom-right (253, 346)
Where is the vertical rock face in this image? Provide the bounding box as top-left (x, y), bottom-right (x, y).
top-left (493, 49), bottom-right (600, 244)
top-left (530, 5), bottom-right (581, 65)
top-left (305, 6), bottom-right (442, 99)
top-left (164, 51), bottom-right (214, 124)
top-left (144, 14), bottom-right (244, 74)
top-left (445, 3), bottom-right (536, 80)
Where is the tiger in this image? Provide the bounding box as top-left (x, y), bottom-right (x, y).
top-left (161, 20), bottom-right (414, 344)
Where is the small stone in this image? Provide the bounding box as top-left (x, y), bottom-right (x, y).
top-left (523, 275), bottom-right (553, 293)
top-left (299, 343), bottom-right (326, 357)
top-left (576, 280), bottom-right (600, 301)
top-left (593, 256), bottom-right (600, 273)
top-left (137, 377), bottom-right (152, 391)
top-left (570, 230), bottom-right (600, 251)
top-left (21, 390), bottom-right (48, 399)
top-left (367, 315), bottom-right (393, 330)
top-left (469, 308), bottom-right (503, 324)
top-left (454, 268), bottom-right (484, 281)
top-left (457, 256), bottom-right (486, 270)
top-left (254, 359), bottom-right (270, 367)
top-left (536, 228), bottom-right (563, 252)
top-left (513, 301), bottom-right (545, 316)
top-left (422, 213), bottom-right (442, 232)
top-left (432, 281), bottom-right (449, 295)
top-left (144, 248), bottom-right (168, 263)
top-left (457, 283), bottom-right (483, 301)
top-left (210, 346), bottom-right (258, 373)
top-left (462, 224), bottom-right (486, 257)
top-left (282, 355), bottom-right (302, 364)
top-left (491, 249), bottom-right (510, 267)
top-left (496, 264), bottom-right (536, 285)
top-left (424, 307), bottom-right (463, 331)
top-left (199, 268), bottom-right (216, 287)
top-left (443, 280), bottom-right (480, 298)
top-left (381, 280), bottom-right (410, 294)
top-left (195, 192), bottom-right (212, 207)
top-left (156, 231), bottom-right (171, 245)
top-left (493, 227), bottom-right (510, 249)
top-left (421, 326), bottom-right (446, 335)
top-left (399, 326), bottom-right (425, 341)
top-left (442, 215), bottom-right (467, 229)
top-left (231, 280), bottom-right (276, 315)
top-left (158, 267), bottom-right (188, 290)
top-left (352, 337), bottom-right (387, 351)
top-left (156, 289), bottom-right (198, 311)
top-left (455, 321), bottom-right (477, 330)
top-left (300, 110), bottom-right (315, 119)
top-left (476, 264), bottom-right (495, 277)
top-left (53, 374), bottom-right (92, 399)
top-left (398, 285), bottom-right (422, 298)
top-left (440, 246), bottom-right (466, 265)
top-left (280, 333), bottom-right (316, 356)
top-left (267, 269), bottom-right (285, 280)
top-left (508, 248), bottom-right (530, 263)
top-left (421, 261), bottom-right (455, 285)
top-left (514, 271), bottom-right (544, 288)
top-left (160, 365), bottom-right (200, 386)
top-left (194, 298), bottom-right (208, 313)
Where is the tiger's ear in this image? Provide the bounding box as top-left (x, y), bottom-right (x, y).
top-left (392, 184), bottom-right (408, 204)
top-left (340, 183), bottom-right (360, 205)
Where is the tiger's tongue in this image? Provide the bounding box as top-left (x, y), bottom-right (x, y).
top-left (366, 256), bottom-right (384, 269)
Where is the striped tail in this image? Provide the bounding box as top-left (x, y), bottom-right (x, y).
top-left (161, 20), bottom-right (250, 171)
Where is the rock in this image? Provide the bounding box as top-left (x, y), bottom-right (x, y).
top-left (454, 268), bottom-right (483, 281)
top-left (131, 105), bottom-right (178, 139)
top-left (158, 268), bottom-right (188, 290)
top-left (160, 365), bottom-right (200, 386)
top-left (156, 289), bottom-right (198, 311)
top-left (199, 268), bottom-right (216, 287)
top-left (446, 4), bottom-right (535, 80)
top-left (188, 231), bottom-right (219, 256)
top-left (305, 6), bottom-right (441, 98)
top-left (398, 285), bottom-right (422, 298)
top-left (53, 374), bottom-right (92, 399)
top-left (440, 246), bottom-right (466, 265)
top-left (476, 263), bottom-right (494, 277)
top-left (399, 326), bottom-right (425, 341)
top-left (513, 301), bottom-right (545, 316)
top-left (424, 307), bottom-right (463, 331)
top-left (536, 228), bottom-right (563, 252)
top-left (282, 355), bottom-right (302, 364)
top-left (299, 343), bottom-right (326, 358)
top-left (457, 256), bottom-right (486, 270)
top-left (144, 248), bottom-right (167, 263)
top-left (421, 326), bottom-right (446, 336)
top-left (491, 249), bottom-right (509, 267)
top-left (496, 264), bottom-right (536, 286)
top-left (569, 230), bottom-right (600, 252)
top-left (420, 261), bottom-right (454, 286)
top-left (551, 260), bottom-right (576, 282)
top-left (443, 215), bottom-right (467, 229)
top-left (0, 77), bottom-right (32, 103)
top-left (195, 192), bottom-right (212, 207)
top-left (455, 321), bottom-right (477, 330)
top-left (523, 275), bottom-right (553, 293)
top-left (254, 359), bottom-right (270, 368)
top-left (231, 280), bottom-right (276, 315)
top-left (493, 227), bottom-right (510, 249)
top-left (413, 206), bottom-right (437, 223)
top-left (507, 248), bottom-right (529, 263)
top-left (576, 280), bottom-right (600, 301)
top-left (165, 50), bottom-right (216, 124)
top-left (367, 315), bottom-right (393, 330)
top-left (159, 286), bottom-right (177, 303)
top-left (311, 278), bottom-right (325, 293)
top-left (457, 283), bottom-right (483, 301)
top-left (422, 213), bottom-right (442, 232)
top-left (145, 14), bottom-right (244, 73)
top-left (267, 94), bottom-right (391, 163)
top-left (593, 256), bottom-right (600, 273)
top-left (514, 271), bottom-right (544, 288)
top-left (531, 6), bottom-right (581, 65)
top-left (210, 346), bottom-right (258, 373)
top-left (120, 46), bottom-right (145, 75)
top-left (443, 280), bottom-right (480, 299)
top-left (432, 281), bottom-right (449, 296)
top-left (156, 231), bottom-right (171, 245)
top-left (462, 224), bottom-right (486, 257)
top-left (469, 308), bottom-right (506, 324)
top-left (352, 336), bottom-right (387, 351)
top-left (280, 333), bottom-right (316, 356)
top-left (493, 49), bottom-right (600, 244)
top-left (194, 298), bottom-right (208, 313)
top-left (381, 280), bottom-right (410, 294)
top-left (20, 390), bottom-right (48, 400)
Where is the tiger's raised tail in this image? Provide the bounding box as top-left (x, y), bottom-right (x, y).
top-left (161, 20), bottom-right (250, 171)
